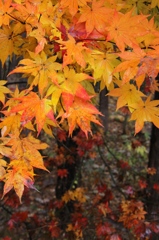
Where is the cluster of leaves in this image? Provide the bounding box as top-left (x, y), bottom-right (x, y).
top-left (0, 0), bottom-right (159, 238)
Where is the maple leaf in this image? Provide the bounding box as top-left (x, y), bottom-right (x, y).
top-left (62, 187), bottom-right (86, 203)
top-left (49, 220), bottom-right (60, 238)
top-left (1, 133), bottom-right (48, 200)
top-left (0, 81), bottom-right (11, 104)
top-left (11, 2), bottom-right (41, 34)
top-left (151, 0), bottom-right (159, 8)
top-left (108, 82), bottom-right (145, 111)
top-left (119, 200), bottom-right (146, 228)
top-left (8, 51), bottom-right (62, 94)
top-left (0, 158), bottom-right (7, 179)
top-left (137, 17), bottom-right (159, 47)
top-left (2, 167), bottom-right (32, 202)
top-left (113, 46), bottom-right (146, 86)
top-left (59, 34), bottom-right (88, 67)
top-left (130, 97), bottom-right (159, 134)
top-left (7, 133), bottom-right (48, 171)
top-left (0, 139), bottom-right (12, 158)
top-left (96, 222), bottom-right (114, 236)
top-left (0, 115), bottom-right (21, 137)
top-left (0, 26), bottom-right (14, 65)
top-left (60, 0), bottom-right (91, 16)
top-left (106, 10), bottom-right (147, 51)
top-left (78, 0), bottom-right (113, 35)
top-left (136, 56), bottom-right (159, 82)
top-left (138, 179), bottom-right (147, 189)
top-left (92, 50), bottom-right (120, 90)
top-left (10, 91), bottom-right (56, 135)
top-left (29, 25), bottom-right (47, 54)
top-left (60, 66), bottom-right (92, 95)
top-left (59, 97), bottom-right (102, 137)
top-left (47, 66), bottom-right (92, 112)
top-left (0, 0), bottom-right (13, 27)
top-left (0, 114), bottom-right (35, 137)
top-left (57, 129), bottom-right (67, 142)
top-left (147, 167), bottom-right (156, 175)
top-left (57, 168), bottom-right (68, 178)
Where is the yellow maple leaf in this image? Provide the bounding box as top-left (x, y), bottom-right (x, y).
top-left (0, 139), bottom-right (12, 158)
top-left (151, 0), bottom-right (159, 8)
top-left (0, 26), bottom-right (13, 65)
top-left (130, 96), bottom-right (159, 134)
top-left (29, 25), bottom-right (47, 54)
top-left (92, 50), bottom-right (119, 90)
top-left (61, 66), bottom-right (92, 93)
top-left (0, 114), bottom-right (21, 137)
top-left (0, 158), bottom-right (7, 179)
top-left (108, 82), bottom-right (145, 111)
top-left (0, 81), bottom-right (11, 104)
top-left (8, 51), bottom-right (62, 95)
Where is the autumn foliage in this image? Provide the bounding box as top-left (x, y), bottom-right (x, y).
top-left (0, 0), bottom-right (159, 239)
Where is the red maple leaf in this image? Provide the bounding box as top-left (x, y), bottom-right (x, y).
top-left (49, 220), bottom-right (60, 238)
top-left (57, 169), bottom-right (68, 178)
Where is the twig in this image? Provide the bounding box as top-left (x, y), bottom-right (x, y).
top-left (97, 145), bottom-right (126, 198)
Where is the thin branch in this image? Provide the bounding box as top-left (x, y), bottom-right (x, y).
top-left (97, 145), bottom-right (126, 198)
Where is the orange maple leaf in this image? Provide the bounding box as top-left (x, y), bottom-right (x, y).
top-left (59, 34), bottom-right (88, 67)
top-left (0, 0), bottom-right (13, 27)
top-left (136, 56), bottom-right (159, 82)
top-left (10, 92), bottom-right (56, 135)
top-left (113, 46), bottom-right (146, 86)
top-left (6, 133), bottom-right (48, 171)
top-left (59, 97), bottom-right (102, 137)
top-left (62, 187), bottom-right (86, 203)
top-left (106, 10), bottom-right (147, 52)
top-left (61, 84), bottom-right (92, 112)
top-left (130, 96), bottom-right (159, 134)
top-left (78, 0), bottom-right (113, 36)
top-left (1, 133), bottom-right (48, 201)
top-left (60, 0), bottom-right (91, 16)
top-left (2, 164), bottom-right (35, 202)
top-left (119, 200), bottom-right (146, 228)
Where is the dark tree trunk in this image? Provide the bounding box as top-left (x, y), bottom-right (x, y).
top-left (55, 130), bottom-right (81, 231)
top-left (99, 87), bottom-right (109, 131)
top-left (147, 90), bottom-right (159, 239)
